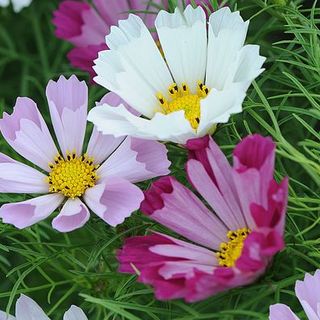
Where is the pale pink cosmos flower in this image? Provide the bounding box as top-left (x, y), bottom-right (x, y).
top-left (52, 0), bottom-right (165, 80)
top-left (0, 75), bottom-right (170, 232)
top-left (269, 270), bottom-right (320, 320)
top-left (0, 294), bottom-right (87, 320)
top-left (118, 134), bottom-right (288, 302)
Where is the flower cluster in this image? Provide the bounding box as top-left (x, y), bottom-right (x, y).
top-left (3, 0), bottom-right (315, 318)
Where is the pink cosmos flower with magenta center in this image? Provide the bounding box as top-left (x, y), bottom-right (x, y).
top-left (118, 134), bottom-right (288, 302)
top-left (0, 75), bottom-right (170, 232)
top-left (269, 270), bottom-right (320, 320)
top-left (52, 0), bottom-right (165, 80)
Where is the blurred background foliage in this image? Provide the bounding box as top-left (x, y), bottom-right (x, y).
top-left (0, 0), bottom-right (319, 319)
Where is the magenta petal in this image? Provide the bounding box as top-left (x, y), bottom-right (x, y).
top-left (52, 198), bottom-right (90, 232)
top-left (0, 194), bottom-right (64, 229)
top-left (0, 97), bottom-right (58, 171)
top-left (269, 304), bottom-right (300, 320)
top-left (84, 178), bottom-right (144, 226)
top-left (46, 75), bottom-right (88, 156)
top-left (98, 137), bottom-right (170, 183)
top-left (53, 0), bottom-right (91, 41)
top-left (67, 44), bottom-right (107, 81)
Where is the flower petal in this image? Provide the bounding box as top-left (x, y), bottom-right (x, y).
top-left (98, 136), bottom-right (170, 183)
top-left (15, 294), bottom-right (50, 320)
top-left (0, 311), bottom-right (15, 320)
top-left (11, 0), bottom-right (32, 12)
top-left (141, 176), bottom-right (228, 249)
top-left (0, 194), bottom-right (64, 229)
top-left (0, 97), bottom-right (58, 171)
top-left (46, 75), bottom-right (88, 157)
top-left (94, 14), bottom-right (172, 118)
top-left (84, 178), bottom-right (144, 227)
top-left (88, 104), bottom-right (195, 143)
top-left (269, 304), bottom-right (300, 320)
top-left (52, 198), bottom-right (90, 232)
top-left (206, 7), bottom-right (249, 90)
top-left (295, 270), bottom-right (320, 320)
top-left (155, 5), bottom-right (207, 92)
top-left (0, 161), bottom-right (48, 193)
top-left (197, 83), bottom-right (246, 136)
top-left (63, 306), bottom-right (88, 320)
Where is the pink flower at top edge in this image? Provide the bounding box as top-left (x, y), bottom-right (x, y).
top-left (0, 75), bottom-right (170, 232)
top-left (117, 134), bottom-right (288, 302)
top-left (269, 270), bottom-right (320, 320)
top-left (52, 0), bottom-right (165, 81)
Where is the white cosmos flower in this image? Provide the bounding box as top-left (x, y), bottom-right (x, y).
top-left (0, 0), bottom-right (32, 12)
top-left (88, 5), bottom-right (266, 144)
top-left (0, 295), bottom-right (88, 320)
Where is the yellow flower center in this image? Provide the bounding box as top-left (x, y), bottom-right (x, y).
top-left (47, 152), bottom-right (99, 199)
top-left (217, 228), bottom-right (251, 267)
top-left (157, 82), bottom-right (210, 129)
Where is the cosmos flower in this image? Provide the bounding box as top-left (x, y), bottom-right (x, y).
top-left (117, 134), bottom-right (288, 302)
top-left (0, 294), bottom-right (87, 320)
top-left (88, 5), bottom-right (266, 144)
top-left (0, 75), bottom-right (170, 232)
top-left (269, 270), bottom-right (320, 320)
top-left (53, 0), bottom-right (164, 80)
top-left (0, 0), bottom-right (32, 12)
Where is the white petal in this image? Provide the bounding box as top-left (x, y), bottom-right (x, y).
top-left (198, 83), bottom-right (246, 136)
top-left (94, 14), bottom-right (172, 118)
top-left (0, 0), bottom-right (9, 8)
top-left (156, 5), bottom-right (207, 92)
top-left (206, 8), bottom-right (249, 90)
top-left (88, 104), bottom-right (196, 144)
top-left (63, 306), bottom-right (88, 320)
top-left (15, 295), bottom-right (50, 320)
top-left (11, 0), bottom-right (32, 12)
top-left (0, 311), bottom-right (15, 320)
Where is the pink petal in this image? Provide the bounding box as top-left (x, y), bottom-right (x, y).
top-left (86, 127), bottom-right (125, 165)
top-left (0, 97), bottom-right (58, 171)
top-left (16, 294), bottom-right (49, 320)
top-left (53, 1), bottom-right (91, 41)
top-left (186, 159), bottom-right (244, 230)
top-left (233, 134), bottom-right (276, 210)
top-left (295, 270), bottom-right (320, 319)
top-left (269, 304), bottom-right (300, 320)
top-left (84, 178), bottom-right (144, 226)
top-left (98, 137), bottom-right (170, 183)
top-left (46, 75), bottom-right (88, 156)
top-left (0, 311), bottom-right (15, 320)
top-left (0, 161), bottom-right (48, 193)
top-left (52, 198), bottom-right (90, 232)
top-left (67, 44), bottom-right (107, 82)
top-left (0, 194), bottom-right (64, 229)
top-left (64, 305), bottom-right (88, 320)
top-left (140, 176), bottom-right (227, 250)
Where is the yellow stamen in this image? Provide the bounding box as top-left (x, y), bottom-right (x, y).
top-left (216, 228), bottom-right (251, 267)
top-left (157, 81), bottom-right (210, 129)
top-left (47, 151), bottom-right (99, 199)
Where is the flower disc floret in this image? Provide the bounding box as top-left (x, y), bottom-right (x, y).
top-left (217, 228), bottom-right (251, 267)
top-left (47, 152), bottom-right (99, 198)
top-left (157, 82), bottom-right (210, 129)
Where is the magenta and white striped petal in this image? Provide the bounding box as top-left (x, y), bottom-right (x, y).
top-left (0, 193), bottom-right (64, 229)
top-left (0, 97), bottom-right (58, 171)
top-left (52, 198), bottom-right (90, 232)
top-left (46, 75), bottom-right (88, 156)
